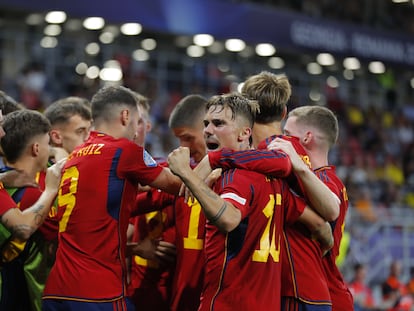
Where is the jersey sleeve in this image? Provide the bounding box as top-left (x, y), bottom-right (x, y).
top-left (119, 142), bottom-right (163, 186)
top-left (208, 148), bottom-right (292, 178)
top-left (216, 169), bottom-right (254, 219)
top-left (281, 181), bottom-right (307, 224)
top-left (315, 168), bottom-right (341, 198)
top-left (132, 188), bottom-right (175, 216)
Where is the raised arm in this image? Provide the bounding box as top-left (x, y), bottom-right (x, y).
top-left (148, 166), bottom-right (183, 196)
top-left (268, 138), bottom-right (339, 221)
top-left (168, 147), bottom-right (241, 233)
top-left (0, 159), bottom-right (65, 241)
top-left (207, 148), bottom-right (292, 177)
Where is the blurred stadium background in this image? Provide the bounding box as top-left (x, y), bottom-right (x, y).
top-left (0, 0), bottom-right (414, 295)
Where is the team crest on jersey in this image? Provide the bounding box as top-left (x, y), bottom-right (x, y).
top-left (143, 150), bottom-right (157, 167)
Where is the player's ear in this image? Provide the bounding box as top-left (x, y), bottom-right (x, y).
top-left (238, 127), bottom-right (251, 142)
top-left (49, 129), bottom-right (63, 146)
top-left (146, 120), bottom-right (152, 133)
top-left (31, 142), bottom-right (40, 156)
top-left (302, 131), bottom-right (312, 145)
top-left (121, 109), bottom-right (129, 126)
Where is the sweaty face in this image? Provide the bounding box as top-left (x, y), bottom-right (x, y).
top-left (54, 114), bottom-right (92, 153)
top-left (203, 105), bottom-right (242, 151)
top-left (173, 124), bottom-right (206, 163)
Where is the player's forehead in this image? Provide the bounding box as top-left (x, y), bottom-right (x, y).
top-left (173, 126), bottom-right (197, 137)
top-left (205, 105), bottom-right (233, 121)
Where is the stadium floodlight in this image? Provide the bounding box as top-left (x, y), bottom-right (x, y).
top-left (120, 23), bottom-right (142, 36)
top-left (193, 34), bottom-right (214, 47)
top-left (255, 43), bottom-right (276, 56)
top-left (317, 53), bottom-right (335, 66)
top-left (343, 57), bottom-right (361, 70)
top-left (187, 45), bottom-right (205, 58)
top-left (83, 17), bottom-right (105, 30)
top-left (45, 11), bottom-right (67, 24)
top-left (307, 62), bottom-right (322, 75)
top-left (225, 39), bottom-right (246, 52)
top-left (368, 61), bottom-right (385, 74)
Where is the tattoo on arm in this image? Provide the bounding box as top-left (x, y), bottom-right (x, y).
top-left (210, 202), bottom-right (228, 223)
top-left (32, 204), bottom-right (46, 226)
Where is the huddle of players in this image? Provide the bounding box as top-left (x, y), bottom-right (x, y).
top-left (0, 70), bottom-right (353, 311)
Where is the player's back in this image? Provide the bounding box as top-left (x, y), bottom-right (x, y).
top-left (170, 195), bottom-right (206, 311)
top-left (200, 168), bottom-right (300, 311)
top-left (44, 131), bottom-right (162, 301)
top-left (316, 166), bottom-right (354, 310)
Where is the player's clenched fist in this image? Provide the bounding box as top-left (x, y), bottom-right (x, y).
top-left (167, 146), bottom-right (191, 178)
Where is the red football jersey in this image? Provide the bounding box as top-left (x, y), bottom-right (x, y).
top-left (128, 188), bottom-right (175, 311)
top-left (170, 195), bottom-right (206, 311)
top-left (204, 135), bottom-right (333, 307)
top-left (43, 131), bottom-right (163, 302)
top-left (316, 166), bottom-right (354, 310)
top-left (199, 168), bottom-right (305, 311)
top-left (34, 171), bottom-right (59, 241)
top-left (0, 182), bottom-right (17, 215)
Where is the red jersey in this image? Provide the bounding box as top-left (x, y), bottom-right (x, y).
top-left (199, 168), bottom-right (305, 311)
top-left (171, 195), bottom-right (206, 311)
top-left (316, 166), bottom-right (354, 310)
top-left (129, 159), bottom-right (206, 311)
top-left (0, 182), bottom-right (16, 216)
top-left (0, 170), bottom-right (58, 244)
top-left (43, 131), bottom-right (163, 302)
top-left (208, 146), bottom-right (292, 178)
top-left (128, 188), bottom-right (175, 311)
top-left (207, 135), bottom-right (332, 306)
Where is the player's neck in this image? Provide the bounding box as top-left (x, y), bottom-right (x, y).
top-left (6, 158), bottom-right (39, 180)
top-left (307, 149), bottom-right (329, 170)
top-left (94, 122), bottom-right (124, 140)
top-left (252, 123), bottom-right (282, 148)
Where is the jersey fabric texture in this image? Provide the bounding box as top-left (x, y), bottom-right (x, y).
top-left (128, 188), bottom-right (175, 311)
top-left (43, 131), bottom-right (163, 303)
top-left (316, 166), bottom-right (354, 311)
top-left (0, 182), bottom-right (17, 215)
top-left (206, 135), bottom-right (333, 308)
top-left (170, 195), bottom-right (206, 311)
top-left (199, 168), bottom-right (305, 311)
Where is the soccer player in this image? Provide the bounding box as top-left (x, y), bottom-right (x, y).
top-left (168, 94), bottom-right (208, 311)
top-left (128, 93), bottom-right (176, 311)
top-left (0, 109), bottom-right (60, 311)
top-left (44, 96), bottom-right (92, 162)
top-left (42, 85), bottom-right (182, 310)
top-left (192, 72), bottom-right (339, 310)
top-left (129, 94), bottom-right (209, 311)
top-left (0, 93), bottom-right (63, 240)
top-left (269, 105), bottom-right (353, 310)
top-left (168, 93), bottom-right (332, 311)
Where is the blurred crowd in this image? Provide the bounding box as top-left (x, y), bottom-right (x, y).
top-left (3, 58), bottom-right (414, 223)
